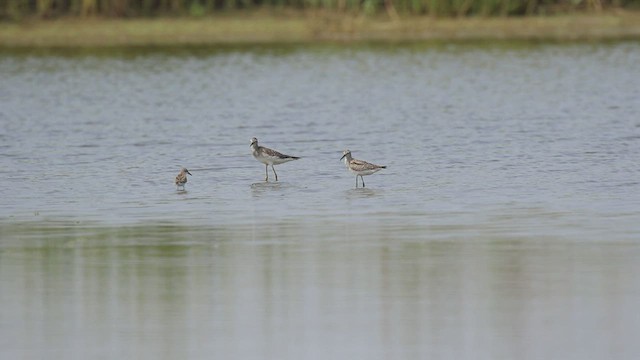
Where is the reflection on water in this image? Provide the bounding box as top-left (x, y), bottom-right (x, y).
top-left (250, 181), bottom-right (286, 190)
top-left (345, 187), bottom-right (383, 198)
top-left (1, 222), bottom-right (640, 359)
top-left (1, 41), bottom-right (640, 359)
top-left (250, 182), bottom-right (307, 200)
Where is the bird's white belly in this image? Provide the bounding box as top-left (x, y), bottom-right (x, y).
top-left (253, 154), bottom-right (270, 165)
top-left (254, 153), bottom-right (292, 166)
top-left (349, 168), bottom-right (380, 176)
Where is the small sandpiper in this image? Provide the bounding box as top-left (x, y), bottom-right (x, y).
top-left (340, 150), bottom-right (386, 188)
top-left (175, 167), bottom-right (192, 191)
top-left (250, 137), bottom-right (300, 181)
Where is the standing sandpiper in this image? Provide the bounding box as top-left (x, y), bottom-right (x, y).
top-left (340, 150), bottom-right (386, 188)
top-left (175, 167), bottom-right (192, 191)
top-left (250, 137), bottom-right (300, 182)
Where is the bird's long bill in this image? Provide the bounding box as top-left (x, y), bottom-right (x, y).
top-left (340, 154), bottom-right (346, 161)
top-left (187, 170), bottom-right (193, 176)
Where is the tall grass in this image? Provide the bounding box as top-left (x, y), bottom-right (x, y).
top-left (1, 0), bottom-right (638, 19)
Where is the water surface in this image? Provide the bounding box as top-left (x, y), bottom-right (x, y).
top-left (1, 41), bottom-right (640, 359)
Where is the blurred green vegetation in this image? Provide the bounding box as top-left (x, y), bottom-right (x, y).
top-left (1, 0), bottom-right (639, 20)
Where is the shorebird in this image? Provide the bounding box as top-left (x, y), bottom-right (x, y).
top-left (175, 167), bottom-right (192, 191)
top-left (340, 150), bottom-right (386, 188)
top-left (250, 137), bottom-right (300, 181)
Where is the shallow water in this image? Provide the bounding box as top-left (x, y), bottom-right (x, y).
top-left (1, 41), bottom-right (640, 359)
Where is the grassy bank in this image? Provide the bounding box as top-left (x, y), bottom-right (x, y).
top-left (1, 11), bottom-right (640, 47)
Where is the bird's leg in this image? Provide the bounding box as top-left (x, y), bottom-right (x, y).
top-left (355, 176), bottom-right (358, 188)
top-left (361, 176), bottom-right (365, 188)
top-left (265, 164), bottom-right (269, 182)
top-left (272, 165), bottom-right (278, 181)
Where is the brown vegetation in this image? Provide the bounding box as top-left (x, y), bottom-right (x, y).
top-left (1, 0), bottom-right (639, 20)
top-left (1, 11), bottom-right (639, 47)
